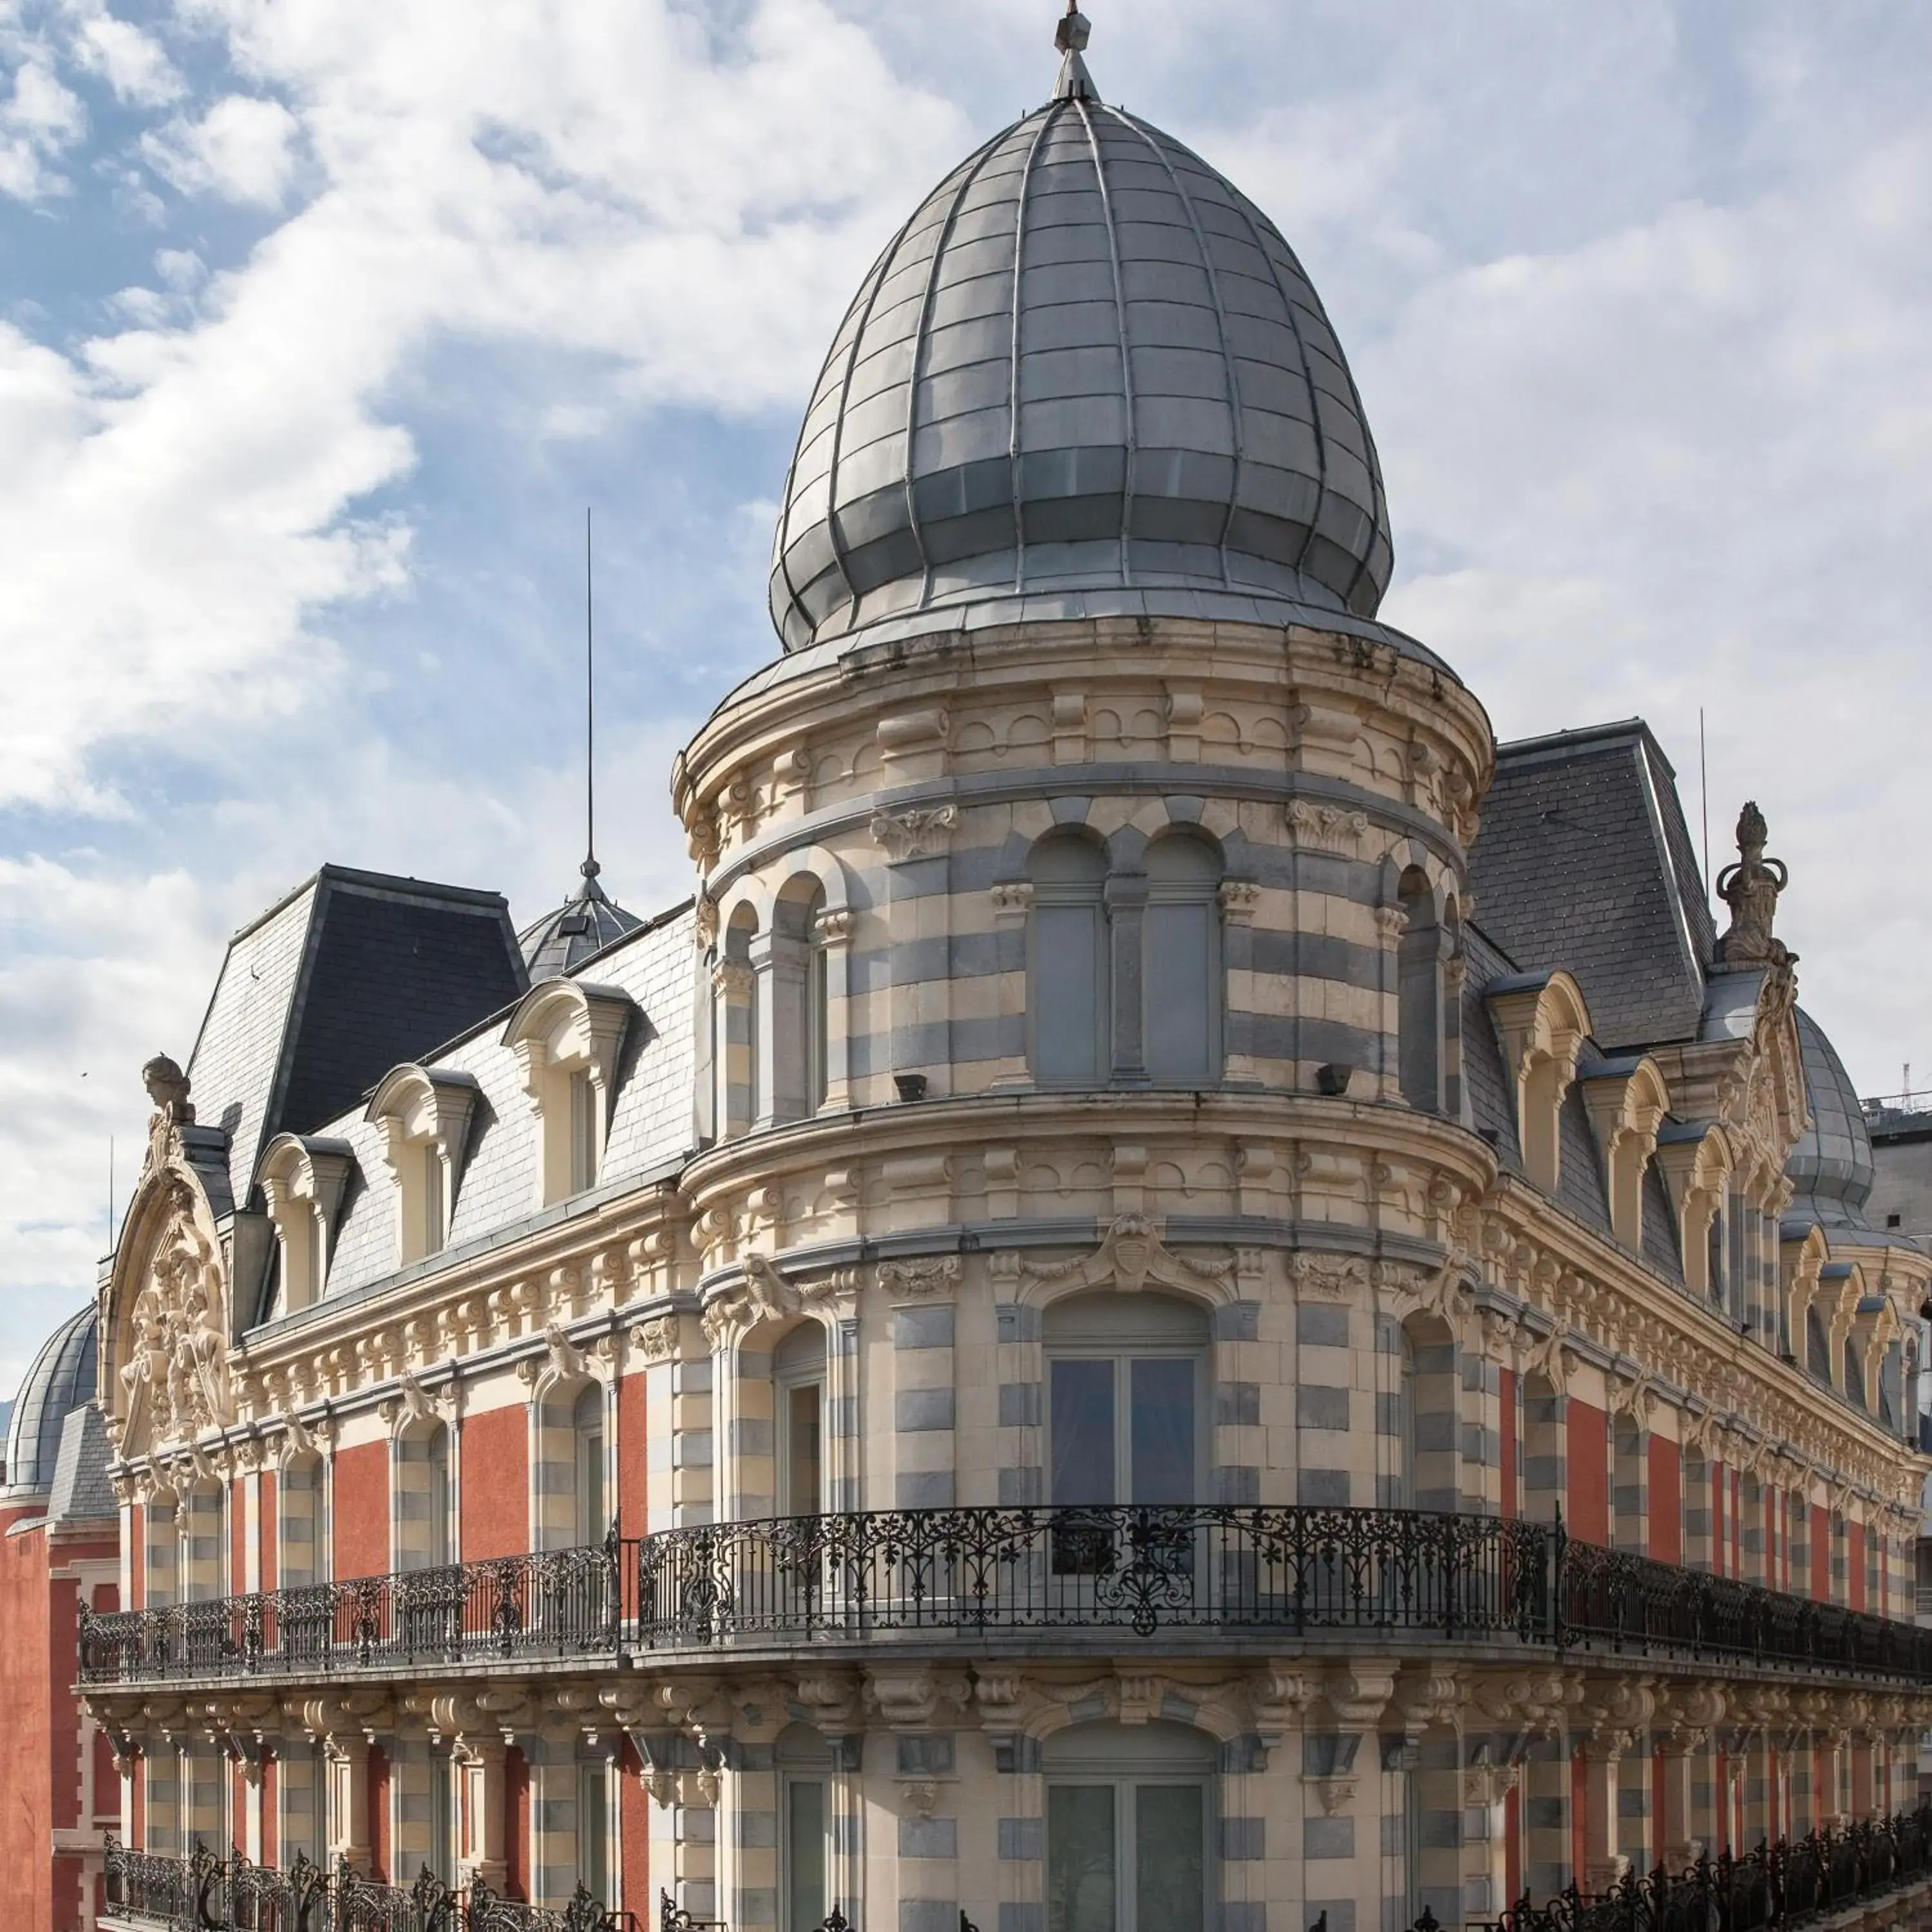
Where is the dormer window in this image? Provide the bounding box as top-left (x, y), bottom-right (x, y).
top-left (1486, 971), bottom-right (1591, 1195)
top-left (502, 979), bottom-right (633, 1208)
top-left (257, 1135), bottom-right (355, 1315)
top-left (366, 1065), bottom-right (481, 1265)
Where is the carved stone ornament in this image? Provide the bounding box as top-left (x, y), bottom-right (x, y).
top-left (1007, 1215), bottom-right (1233, 1296)
top-left (703, 1254), bottom-right (853, 1346)
top-left (634, 1314), bottom-right (679, 1364)
top-left (1301, 1774), bottom-right (1358, 1817)
top-left (1286, 800), bottom-right (1370, 858)
top-left (878, 1256), bottom-right (963, 1300)
top-left (694, 894), bottom-right (720, 952)
top-left (118, 1180), bottom-right (232, 1444)
top-left (870, 804), bottom-right (958, 862)
top-left (1463, 1763), bottom-right (1522, 1808)
top-left (898, 1779), bottom-right (940, 1821)
top-left (1716, 800), bottom-right (1792, 969)
top-left (1289, 1251), bottom-right (1367, 1303)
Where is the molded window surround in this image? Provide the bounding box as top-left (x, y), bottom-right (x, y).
top-left (503, 979), bottom-right (632, 1208)
top-left (366, 1065), bottom-right (480, 1265)
top-left (257, 1133), bottom-right (355, 1314)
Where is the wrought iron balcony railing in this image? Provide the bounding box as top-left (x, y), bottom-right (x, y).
top-left (76, 1503), bottom-right (1932, 1689)
top-left (1473, 1798), bottom-right (1932, 1931)
top-left (101, 1839), bottom-right (625, 1931)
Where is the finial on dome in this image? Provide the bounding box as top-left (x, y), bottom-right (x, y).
top-left (1054, 3), bottom-right (1097, 102)
top-left (1716, 799), bottom-right (1795, 969)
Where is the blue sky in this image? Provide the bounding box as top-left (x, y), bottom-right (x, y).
top-left (5, 0), bottom-right (1932, 1392)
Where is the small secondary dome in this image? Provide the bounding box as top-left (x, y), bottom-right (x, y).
top-left (519, 860), bottom-right (643, 980)
top-left (770, 19), bottom-right (1391, 654)
top-left (1785, 1008), bottom-right (1875, 1230)
top-left (3, 1303), bottom-right (97, 1500)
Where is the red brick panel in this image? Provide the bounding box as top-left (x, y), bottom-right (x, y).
top-left (460, 1405), bottom-right (529, 1560)
top-left (620, 1737), bottom-right (650, 1920)
top-left (1647, 1435), bottom-right (1681, 1564)
top-left (0, 1519), bottom-right (54, 1929)
top-left (370, 1745), bottom-right (392, 1884)
top-left (1565, 1399), bottom-right (1609, 1544)
top-left (619, 1369), bottom-right (649, 1542)
top-left (333, 1442), bottom-right (390, 1581)
top-left (506, 1748), bottom-right (531, 1901)
top-left (1811, 1504), bottom-right (1830, 1602)
top-left (261, 1470), bottom-right (279, 1594)
top-left (1849, 1520), bottom-right (1866, 1611)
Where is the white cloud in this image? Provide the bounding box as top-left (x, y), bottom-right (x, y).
top-left (69, 7), bottom-right (183, 106)
top-left (142, 91), bottom-right (298, 204)
top-left (0, 53), bottom-right (84, 198)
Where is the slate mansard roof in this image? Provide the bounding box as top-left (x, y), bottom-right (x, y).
top-left (186, 866), bottom-right (530, 1213)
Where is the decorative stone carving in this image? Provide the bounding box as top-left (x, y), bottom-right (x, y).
top-left (898, 1779), bottom-right (940, 1820)
top-left (1217, 880), bottom-right (1260, 925)
top-left (1005, 1215), bottom-right (1233, 1296)
top-left (1289, 1252), bottom-right (1366, 1303)
top-left (989, 882), bottom-right (1035, 917)
top-left (878, 1256), bottom-right (962, 1300)
top-left (118, 1180), bottom-right (231, 1444)
top-left (1286, 800), bottom-right (1369, 857)
top-left (693, 894), bottom-right (719, 951)
top-left (870, 804), bottom-right (959, 862)
top-left (1716, 800), bottom-right (1792, 968)
top-left (634, 1314), bottom-right (679, 1363)
top-left (815, 908), bottom-right (857, 944)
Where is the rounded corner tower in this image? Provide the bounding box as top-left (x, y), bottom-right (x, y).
top-left (766, 73), bottom-right (1394, 658)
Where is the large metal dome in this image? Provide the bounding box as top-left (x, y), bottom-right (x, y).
top-left (3, 1303), bottom-right (97, 1501)
top-left (770, 83), bottom-right (1393, 654)
top-left (1786, 1007), bottom-right (1876, 1230)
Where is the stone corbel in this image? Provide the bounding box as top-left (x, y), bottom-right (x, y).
top-left (870, 804), bottom-right (958, 863)
top-left (878, 1256), bottom-right (963, 1302)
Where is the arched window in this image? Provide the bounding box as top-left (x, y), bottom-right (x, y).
top-left (774, 1324), bottom-right (827, 1517)
top-left (720, 910), bottom-right (759, 1137)
top-left (1399, 1318), bottom-right (1458, 1514)
top-left (1044, 1293), bottom-right (1206, 1509)
top-left (1043, 1721), bottom-right (1212, 1932)
top-left (1030, 836), bottom-right (1110, 1085)
top-left (777, 1724), bottom-right (835, 1932)
top-left (395, 1420), bottom-right (451, 1571)
top-left (769, 881), bottom-right (828, 1123)
top-left (1397, 867), bottom-right (1444, 1113)
top-left (1143, 836), bottom-right (1223, 1084)
top-left (574, 1384), bottom-right (606, 1548)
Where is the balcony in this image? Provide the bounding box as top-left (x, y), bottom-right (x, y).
top-left (100, 1838), bottom-right (625, 1930)
top-left (77, 1504), bottom-right (1932, 1691)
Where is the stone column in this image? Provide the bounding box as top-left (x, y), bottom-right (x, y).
top-left (457, 1739), bottom-right (508, 1889)
top-left (987, 884), bottom-right (1033, 1089)
top-left (1658, 1730), bottom-right (1706, 1868)
top-left (1577, 1736), bottom-right (1629, 1893)
top-left (325, 1735), bottom-right (372, 1873)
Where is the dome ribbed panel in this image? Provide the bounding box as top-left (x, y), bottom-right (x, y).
top-left (770, 104), bottom-right (1392, 652)
top-left (3, 1304), bottom-right (97, 1500)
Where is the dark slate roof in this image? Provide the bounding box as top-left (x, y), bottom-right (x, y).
top-left (3, 1304), bottom-right (97, 1501)
top-left (187, 866), bottom-right (529, 1209)
top-left (518, 861), bottom-right (645, 980)
top-left (1469, 721), bottom-right (1714, 1052)
top-left (48, 1402), bottom-right (115, 1524)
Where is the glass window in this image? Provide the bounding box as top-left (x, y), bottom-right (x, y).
top-left (1047, 1782), bottom-right (1204, 1932)
top-left (1049, 1358), bottom-right (1197, 1508)
top-left (569, 1070), bottom-right (598, 1194)
top-left (775, 1324), bottom-right (828, 1517)
top-left (786, 1777), bottom-right (828, 1932)
top-left (1030, 837), bottom-right (1110, 1085)
top-left (1143, 837), bottom-right (1222, 1085)
top-left (422, 1143), bottom-right (446, 1255)
top-left (574, 1385), bottom-right (606, 1547)
top-left (578, 1762), bottom-right (609, 1902)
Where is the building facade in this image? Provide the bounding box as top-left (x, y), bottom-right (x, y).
top-left (68, 15), bottom-right (1932, 1932)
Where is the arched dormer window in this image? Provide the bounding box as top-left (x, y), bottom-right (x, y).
top-left (257, 1134), bottom-right (355, 1315)
top-left (1657, 1122), bottom-right (1732, 1303)
top-left (366, 1065), bottom-right (480, 1265)
top-left (1029, 834), bottom-right (1110, 1085)
top-left (1143, 834), bottom-right (1224, 1084)
top-left (1579, 1056), bottom-right (1671, 1250)
top-left (503, 979), bottom-right (633, 1208)
top-left (1486, 971), bottom-right (1591, 1195)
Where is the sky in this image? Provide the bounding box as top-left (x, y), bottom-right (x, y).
top-left (3, 0), bottom-right (1931, 1396)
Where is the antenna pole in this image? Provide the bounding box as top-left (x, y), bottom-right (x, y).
top-left (108, 1135), bottom-right (114, 1252)
top-left (1699, 707), bottom-right (1711, 911)
top-left (585, 507), bottom-right (596, 875)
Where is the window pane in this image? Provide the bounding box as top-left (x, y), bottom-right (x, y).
top-left (787, 1779), bottom-right (827, 1932)
top-left (423, 1145), bottom-right (445, 1253)
top-left (1144, 903), bottom-right (1213, 1081)
top-left (1134, 1786), bottom-right (1204, 1932)
top-left (1051, 1360), bottom-right (1116, 1506)
top-left (580, 1764), bottom-right (609, 1901)
top-left (571, 1071), bottom-right (597, 1193)
top-left (788, 1383), bottom-right (824, 1515)
top-left (579, 1426), bottom-right (605, 1545)
top-left (1036, 905), bottom-right (1103, 1083)
top-left (1048, 1785), bottom-right (1117, 1932)
top-left (1130, 1359), bottom-right (1195, 1506)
